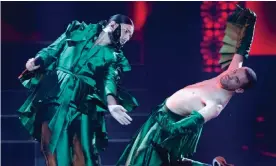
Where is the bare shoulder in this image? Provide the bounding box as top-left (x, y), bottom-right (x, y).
top-left (198, 100), bottom-right (224, 122)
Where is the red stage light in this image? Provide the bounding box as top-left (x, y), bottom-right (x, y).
top-left (206, 30), bottom-right (213, 37)
top-left (220, 4), bottom-right (227, 10)
top-left (229, 3), bottom-right (236, 10)
top-left (256, 116), bottom-right (265, 122)
top-left (242, 145), bottom-right (249, 151)
top-left (206, 22), bottom-right (213, 28)
top-left (246, 1), bottom-right (276, 55)
top-left (201, 2), bottom-right (238, 72)
top-left (214, 67), bottom-right (221, 72)
top-left (204, 67), bottom-right (212, 73)
top-left (206, 59), bottom-right (213, 65)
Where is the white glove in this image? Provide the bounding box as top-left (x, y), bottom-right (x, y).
top-left (25, 58), bottom-right (40, 71)
top-left (108, 105), bottom-right (133, 125)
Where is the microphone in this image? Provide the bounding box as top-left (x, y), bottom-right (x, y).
top-left (18, 57), bottom-right (43, 79)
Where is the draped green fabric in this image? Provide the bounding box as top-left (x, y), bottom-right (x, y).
top-left (116, 101), bottom-right (205, 166)
top-left (17, 20), bottom-right (138, 166)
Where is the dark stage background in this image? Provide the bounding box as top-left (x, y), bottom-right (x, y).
top-left (1, 1), bottom-right (276, 166)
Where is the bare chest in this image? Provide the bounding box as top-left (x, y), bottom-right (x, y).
top-left (166, 85), bottom-right (222, 116)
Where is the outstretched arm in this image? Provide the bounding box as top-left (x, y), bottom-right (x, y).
top-left (25, 20), bottom-right (82, 71)
top-left (105, 62), bottom-right (133, 125)
top-left (25, 33), bottom-right (66, 71)
top-left (226, 53), bottom-right (244, 71)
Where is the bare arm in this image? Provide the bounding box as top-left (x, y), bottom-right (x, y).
top-left (226, 53), bottom-right (244, 71)
top-left (217, 53), bottom-right (244, 78)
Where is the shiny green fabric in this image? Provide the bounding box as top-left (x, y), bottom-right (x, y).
top-left (117, 101), bottom-right (205, 166)
top-left (17, 20), bottom-right (138, 166)
top-left (219, 6), bottom-right (256, 70)
top-left (19, 21), bottom-right (138, 109)
top-left (219, 22), bottom-right (244, 69)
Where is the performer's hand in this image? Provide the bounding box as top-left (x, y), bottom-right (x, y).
top-left (108, 105), bottom-right (132, 125)
top-left (26, 58), bottom-right (40, 71)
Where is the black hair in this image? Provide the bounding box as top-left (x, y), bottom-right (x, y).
top-left (108, 14), bottom-right (133, 26)
top-left (241, 67), bottom-right (257, 89)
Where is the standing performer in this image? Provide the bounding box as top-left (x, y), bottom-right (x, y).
top-left (18, 14), bottom-right (139, 166)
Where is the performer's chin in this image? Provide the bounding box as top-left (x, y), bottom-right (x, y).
top-left (220, 77), bottom-right (228, 89)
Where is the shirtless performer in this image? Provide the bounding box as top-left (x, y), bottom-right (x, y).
top-left (116, 5), bottom-right (257, 166)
